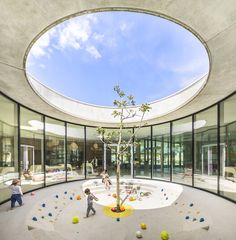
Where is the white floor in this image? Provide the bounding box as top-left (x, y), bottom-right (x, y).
top-left (0, 179), bottom-right (236, 240)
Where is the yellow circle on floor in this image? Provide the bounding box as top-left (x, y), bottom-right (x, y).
top-left (103, 204), bottom-right (134, 218)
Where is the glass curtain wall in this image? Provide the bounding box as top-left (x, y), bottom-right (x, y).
top-left (194, 106), bottom-right (218, 193)
top-left (67, 123), bottom-right (85, 181)
top-left (20, 107), bottom-right (44, 192)
top-left (103, 128), bottom-right (133, 177)
top-left (220, 94), bottom-right (236, 201)
top-left (85, 127), bottom-right (103, 178)
top-left (152, 123), bottom-right (170, 181)
top-left (172, 117), bottom-right (192, 185)
top-left (0, 95), bottom-right (18, 202)
top-left (45, 117), bottom-right (65, 186)
top-left (134, 126), bottom-right (151, 178)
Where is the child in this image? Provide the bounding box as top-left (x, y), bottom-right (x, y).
top-left (9, 179), bottom-right (24, 209)
top-left (84, 188), bottom-right (98, 218)
top-left (100, 169), bottom-right (112, 190)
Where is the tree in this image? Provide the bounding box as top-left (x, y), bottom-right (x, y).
top-left (97, 85), bottom-right (151, 212)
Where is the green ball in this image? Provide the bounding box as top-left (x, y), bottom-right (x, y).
top-left (72, 216), bottom-right (79, 224)
top-left (160, 230), bottom-right (169, 240)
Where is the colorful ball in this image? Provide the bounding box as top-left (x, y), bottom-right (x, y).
top-left (76, 195), bottom-right (81, 200)
top-left (111, 207), bottom-right (116, 212)
top-left (160, 230), bottom-right (169, 240)
top-left (72, 216), bottom-right (79, 224)
top-left (200, 217), bottom-right (205, 222)
top-left (120, 205), bottom-right (125, 211)
top-left (140, 223), bottom-right (147, 230)
top-left (136, 231), bottom-right (143, 238)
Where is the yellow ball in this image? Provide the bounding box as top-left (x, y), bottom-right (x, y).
top-left (72, 216), bottom-right (79, 224)
top-left (160, 230), bottom-right (169, 240)
top-left (120, 205), bottom-right (125, 211)
top-left (140, 223), bottom-right (147, 230)
top-left (112, 193), bottom-right (117, 198)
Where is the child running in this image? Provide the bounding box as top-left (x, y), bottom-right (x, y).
top-left (84, 188), bottom-right (98, 218)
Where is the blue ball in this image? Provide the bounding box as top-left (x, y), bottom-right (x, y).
top-left (161, 189), bottom-right (164, 192)
top-left (32, 217), bottom-right (37, 221)
top-left (185, 216), bottom-right (190, 220)
top-left (64, 191), bottom-right (67, 194)
top-left (70, 197), bottom-right (73, 200)
top-left (189, 203), bottom-right (194, 207)
top-left (200, 218), bottom-right (205, 222)
top-left (55, 195), bottom-right (59, 198)
top-left (48, 213), bottom-right (52, 217)
top-left (42, 203), bottom-right (46, 207)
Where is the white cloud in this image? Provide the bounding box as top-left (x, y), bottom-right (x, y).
top-left (93, 32), bottom-right (104, 42)
top-left (30, 30), bottom-right (55, 58)
top-left (120, 23), bottom-right (127, 32)
top-left (86, 45), bottom-right (101, 59)
top-left (57, 18), bottom-right (91, 50)
top-left (39, 64), bottom-right (46, 68)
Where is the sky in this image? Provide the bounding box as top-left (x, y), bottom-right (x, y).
top-left (26, 11), bottom-right (209, 106)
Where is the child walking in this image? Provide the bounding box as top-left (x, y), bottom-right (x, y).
top-left (84, 188), bottom-right (98, 218)
top-left (9, 179), bottom-right (24, 209)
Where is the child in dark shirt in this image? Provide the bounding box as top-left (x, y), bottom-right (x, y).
top-left (84, 188), bottom-right (98, 218)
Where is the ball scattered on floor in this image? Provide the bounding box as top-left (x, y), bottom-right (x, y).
top-left (136, 231), bottom-right (143, 238)
top-left (112, 193), bottom-right (117, 198)
top-left (72, 216), bottom-right (79, 224)
top-left (116, 218), bottom-right (120, 222)
top-left (200, 217), bottom-right (205, 222)
top-left (140, 223), bottom-right (147, 230)
top-left (32, 217), bottom-right (37, 221)
top-left (189, 203), bottom-right (194, 207)
top-left (48, 213), bottom-right (52, 217)
top-left (160, 230), bottom-right (169, 240)
top-left (185, 216), bottom-right (189, 220)
top-left (42, 203), bottom-right (46, 207)
top-left (76, 195), bottom-right (81, 200)
top-left (55, 195), bottom-right (59, 198)
top-left (30, 192), bottom-right (35, 196)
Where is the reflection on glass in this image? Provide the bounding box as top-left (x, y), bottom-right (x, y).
top-left (0, 95), bottom-right (18, 202)
top-left (134, 127), bottom-right (151, 178)
top-left (86, 127), bottom-right (103, 178)
top-left (194, 106), bottom-right (217, 193)
top-left (104, 128), bottom-right (133, 177)
top-left (45, 117), bottom-right (65, 185)
top-left (67, 124), bottom-right (85, 180)
top-left (20, 107), bottom-right (44, 192)
top-left (172, 117), bottom-right (192, 185)
top-left (152, 123), bottom-right (170, 181)
top-left (220, 94), bottom-right (236, 201)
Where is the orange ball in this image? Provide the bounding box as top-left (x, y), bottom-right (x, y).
top-left (76, 195), bottom-right (81, 200)
top-left (112, 193), bottom-right (117, 198)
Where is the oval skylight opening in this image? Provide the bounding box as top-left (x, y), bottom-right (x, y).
top-left (26, 11), bottom-right (209, 107)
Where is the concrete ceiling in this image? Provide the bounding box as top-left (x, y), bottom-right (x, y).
top-left (0, 0), bottom-right (236, 127)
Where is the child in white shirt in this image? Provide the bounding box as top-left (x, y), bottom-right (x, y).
top-left (9, 179), bottom-right (24, 209)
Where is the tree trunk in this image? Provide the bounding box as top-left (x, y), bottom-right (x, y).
top-left (116, 159), bottom-right (121, 212)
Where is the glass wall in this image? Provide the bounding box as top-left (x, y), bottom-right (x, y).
top-left (194, 106), bottom-right (218, 193)
top-left (0, 95), bottom-right (18, 203)
top-left (134, 126), bottom-right (151, 178)
top-left (45, 117), bottom-right (65, 186)
top-left (20, 107), bottom-right (44, 192)
top-left (172, 117), bottom-right (192, 186)
top-left (103, 128), bottom-right (133, 177)
top-left (1, 92), bottom-right (236, 204)
top-left (85, 127), bottom-right (103, 178)
top-left (67, 123), bottom-right (85, 181)
top-left (152, 123), bottom-right (170, 181)
top-left (220, 94), bottom-right (236, 201)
